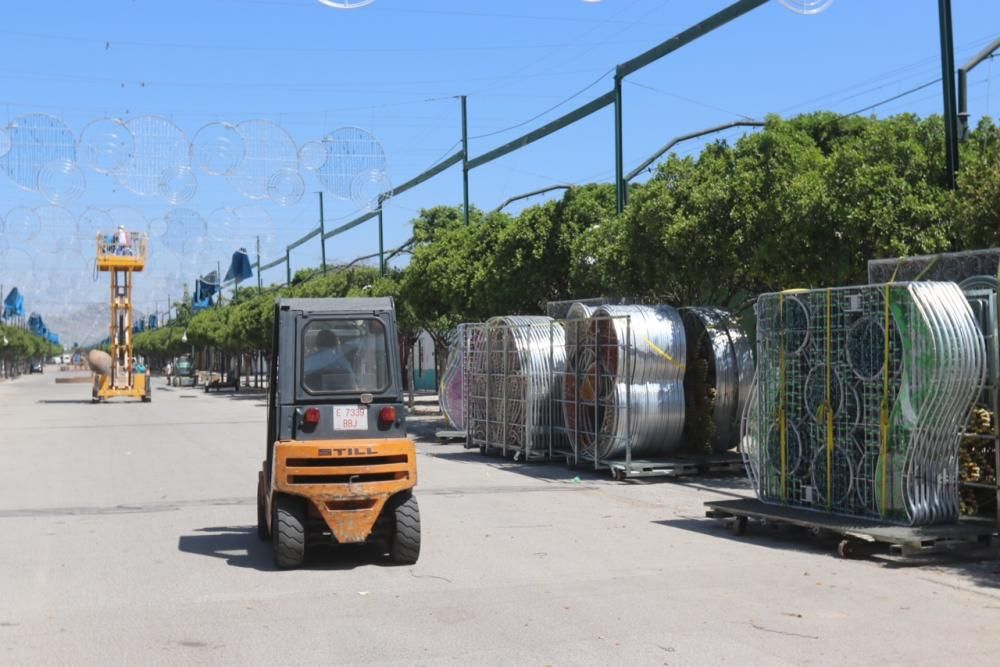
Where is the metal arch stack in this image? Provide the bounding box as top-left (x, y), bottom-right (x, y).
top-left (680, 308), bottom-right (755, 455)
top-left (742, 282), bottom-right (985, 526)
top-left (466, 316), bottom-right (566, 460)
top-left (562, 304), bottom-right (687, 461)
top-left (439, 324), bottom-right (468, 430)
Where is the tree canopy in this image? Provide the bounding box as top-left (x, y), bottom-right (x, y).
top-left (135, 111), bottom-right (1000, 361)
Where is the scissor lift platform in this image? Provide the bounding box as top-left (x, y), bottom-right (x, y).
top-left (704, 497), bottom-right (996, 558)
top-left (93, 231), bottom-right (149, 403)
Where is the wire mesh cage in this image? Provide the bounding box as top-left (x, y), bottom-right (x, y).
top-left (464, 317), bottom-right (566, 461)
top-left (559, 305), bottom-right (687, 464)
top-left (868, 248), bottom-right (1000, 285)
top-left (743, 282), bottom-right (986, 526)
top-left (439, 323), bottom-right (469, 431)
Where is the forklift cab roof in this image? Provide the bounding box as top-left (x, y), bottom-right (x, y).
top-left (277, 297), bottom-right (395, 315)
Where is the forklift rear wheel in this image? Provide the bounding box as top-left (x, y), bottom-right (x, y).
top-left (272, 495), bottom-right (305, 569)
top-left (390, 493), bottom-right (421, 565)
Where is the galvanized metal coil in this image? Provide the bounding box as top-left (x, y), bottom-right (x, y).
top-left (466, 316), bottom-right (566, 459)
top-left (680, 307), bottom-right (754, 455)
top-left (563, 304), bottom-right (686, 460)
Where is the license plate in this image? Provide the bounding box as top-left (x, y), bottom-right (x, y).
top-left (333, 405), bottom-right (368, 431)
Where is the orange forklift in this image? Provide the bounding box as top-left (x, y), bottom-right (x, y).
top-left (257, 298), bottom-right (420, 568)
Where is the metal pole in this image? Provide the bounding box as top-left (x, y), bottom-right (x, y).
top-left (938, 0), bottom-right (959, 188)
top-left (957, 37), bottom-right (1000, 141)
top-left (461, 95), bottom-right (470, 226)
top-left (216, 262), bottom-right (222, 307)
top-left (614, 66), bottom-right (625, 213)
top-left (285, 248), bottom-right (291, 286)
top-left (377, 204), bottom-right (385, 276)
top-left (256, 236), bottom-right (262, 292)
top-left (318, 191), bottom-right (327, 273)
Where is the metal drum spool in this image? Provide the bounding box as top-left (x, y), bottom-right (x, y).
top-left (563, 303), bottom-right (687, 460)
top-left (681, 307), bottom-right (754, 454)
top-left (592, 304), bottom-right (686, 385)
top-left (465, 316), bottom-right (565, 459)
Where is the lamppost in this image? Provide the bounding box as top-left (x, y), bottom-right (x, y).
top-left (181, 330), bottom-right (195, 367)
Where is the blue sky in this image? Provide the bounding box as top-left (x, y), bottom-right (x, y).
top-left (2, 0), bottom-right (999, 343)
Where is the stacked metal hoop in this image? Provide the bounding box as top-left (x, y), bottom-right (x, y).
top-left (466, 316), bottom-right (566, 460)
top-left (742, 282), bottom-right (985, 526)
top-left (562, 304), bottom-right (686, 460)
top-left (680, 307), bottom-right (755, 454)
top-left (439, 324), bottom-right (467, 430)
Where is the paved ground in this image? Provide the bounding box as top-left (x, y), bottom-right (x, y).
top-left (2, 370), bottom-right (1000, 665)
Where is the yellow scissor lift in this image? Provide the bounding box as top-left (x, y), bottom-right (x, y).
top-left (93, 231), bottom-right (151, 403)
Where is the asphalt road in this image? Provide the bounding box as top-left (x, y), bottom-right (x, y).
top-left (2, 370), bottom-right (999, 665)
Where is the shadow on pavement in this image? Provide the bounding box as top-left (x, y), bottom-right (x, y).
top-left (424, 446), bottom-right (751, 488)
top-left (177, 525), bottom-right (396, 571)
top-left (204, 390), bottom-right (269, 401)
top-left (656, 516), bottom-right (1000, 587)
top-left (36, 399), bottom-right (96, 404)
top-left (423, 448), bottom-right (609, 483)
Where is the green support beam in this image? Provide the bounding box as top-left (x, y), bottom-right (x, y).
top-left (467, 91), bottom-right (615, 170)
top-left (378, 206), bottom-right (385, 276)
top-left (938, 0), bottom-right (959, 188)
top-left (245, 0), bottom-right (771, 282)
top-left (493, 185), bottom-right (572, 213)
top-left (318, 191), bottom-right (327, 273)
top-left (624, 120), bottom-right (765, 183)
top-left (322, 151), bottom-right (463, 241)
top-left (614, 68), bottom-right (625, 213)
top-left (286, 227), bottom-right (320, 252)
top-left (619, 0), bottom-right (768, 78)
top-left (461, 95), bottom-right (470, 226)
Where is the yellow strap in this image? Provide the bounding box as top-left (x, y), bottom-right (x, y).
top-left (642, 336), bottom-right (686, 372)
top-left (912, 254), bottom-right (939, 281)
top-left (779, 294), bottom-right (787, 500)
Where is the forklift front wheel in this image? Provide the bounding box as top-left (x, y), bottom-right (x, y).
top-left (272, 495), bottom-right (305, 569)
top-left (390, 493), bottom-right (421, 565)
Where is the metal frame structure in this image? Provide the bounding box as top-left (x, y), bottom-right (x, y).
top-left (868, 249), bottom-right (1000, 527)
top-left (462, 307), bottom-right (749, 480)
top-left (94, 231), bottom-right (150, 402)
top-left (249, 1), bottom-right (772, 285)
top-left (465, 318), bottom-right (566, 462)
top-left (558, 311), bottom-right (742, 480)
top-left (745, 281), bottom-right (987, 526)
